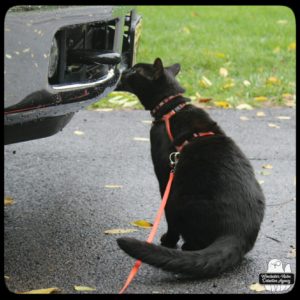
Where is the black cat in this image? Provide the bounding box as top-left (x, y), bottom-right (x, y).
top-left (116, 58), bottom-right (265, 278)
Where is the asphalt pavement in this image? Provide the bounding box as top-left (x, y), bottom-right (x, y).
top-left (4, 107), bottom-right (296, 294)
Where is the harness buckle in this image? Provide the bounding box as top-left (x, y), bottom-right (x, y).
top-left (169, 152), bottom-right (180, 169)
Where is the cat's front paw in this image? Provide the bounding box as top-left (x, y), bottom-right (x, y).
top-left (160, 233), bottom-right (178, 248)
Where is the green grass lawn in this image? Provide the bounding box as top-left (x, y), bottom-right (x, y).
top-left (88, 6), bottom-right (295, 110)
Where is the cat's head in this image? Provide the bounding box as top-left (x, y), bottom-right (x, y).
top-left (117, 58), bottom-right (185, 110)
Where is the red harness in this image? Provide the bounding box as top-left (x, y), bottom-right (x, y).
top-left (153, 95), bottom-right (215, 153)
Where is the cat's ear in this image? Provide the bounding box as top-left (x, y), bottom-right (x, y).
top-left (166, 63), bottom-right (181, 76)
top-left (153, 58), bottom-right (164, 79)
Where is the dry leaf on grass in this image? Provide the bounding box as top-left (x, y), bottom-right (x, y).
top-left (214, 101), bottom-right (230, 109)
top-left (222, 81), bottom-right (235, 89)
top-left (4, 196), bottom-right (14, 206)
top-left (181, 26), bottom-right (191, 34)
top-left (254, 96), bottom-right (268, 102)
top-left (288, 42), bottom-right (296, 51)
top-left (266, 76), bottom-right (281, 85)
top-left (130, 220), bottom-right (153, 228)
top-left (243, 80), bottom-right (251, 87)
top-left (214, 52), bottom-right (226, 59)
top-left (94, 108), bottom-right (113, 112)
top-left (198, 98), bottom-right (212, 103)
top-left (74, 286), bottom-right (96, 292)
top-left (219, 67), bottom-right (228, 77)
top-left (277, 19), bottom-right (288, 25)
top-left (282, 93), bottom-right (294, 100)
top-left (17, 287), bottom-right (60, 294)
top-left (249, 283), bottom-right (266, 292)
top-left (282, 93), bottom-right (296, 108)
top-left (108, 95), bottom-right (125, 104)
top-left (199, 76), bottom-right (212, 88)
top-left (104, 228), bottom-right (138, 235)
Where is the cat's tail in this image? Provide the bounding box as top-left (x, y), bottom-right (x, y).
top-left (117, 235), bottom-right (245, 277)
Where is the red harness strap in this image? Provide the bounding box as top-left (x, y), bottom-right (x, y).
top-left (162, 103), bottom-right (187, 142)
top-left (151, 93), bottom-right (183, 116)
top-left (176, 131), bottom-right (215, 152)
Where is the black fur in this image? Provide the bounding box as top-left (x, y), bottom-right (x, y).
top-left (116, 58), bottom-right (265, 277)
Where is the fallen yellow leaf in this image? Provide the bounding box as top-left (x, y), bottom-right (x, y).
top-left (94, 108), bottom-right (113, 112)
top-left (199, 76), bottom-right (212, 88)
top-left (277, 19), bottom-right (288, 25)
top-left (273, 47), bottom-right (281, 54)
top-left (223, 82), bottom-right (235, 89)
top-left (268, 123), bottom-right (280, 129)
top-left (198, 98), bottom-right (212, 103)
top-left (260, 170), bottom-right (271, 176)
top-left (262, 164), bottom-right (273, 169)
top-left (243, 80), bottom-right (251, 87)
top-left (219, 67), bottom-right (228, 77)
top-left (236, 104), bottom-right (253, 110)
top-left (214, 101), bottom-right (230, 109)
top-left (104, 185), bottom-right (123, 189)
top-left (254, 96), bottom-right (268, 102)
top-left (104, 228), bottom-right (138, 235)
top-left (74, 286), bottom-right (96, 292)
top-left (249, 283), bottom-right (266, 292)
top-left (282, 93), bottom-right (294, 100)
top-left (256, 111), bottom-right (266, 117)
top-left (276, 116), bottom-right (291, 120)
top-left (130, 220), bottom-right (153, 228)
top-left (4, 196), bottom-right (14, 206)
top-left (123, 100), bottom-right (138, 108)
top-left (74, 130), bottom-right (84, 136)
top-left (288, 42), bottom-right (296, 51)
top-left (181, 26), bottom-right (191, 34)
top-left (17, 287), bottom-right (60, 294)
top-left (240, 116), bottom-right (249, 121)
top-left (266, 76), bottom-right (280, 85)
top-left (133, 137), bottom-right (150, 142)
top-left (214, 52), bottom-right (226, 59)
top-left (285, 99), bottom-right (296, 108)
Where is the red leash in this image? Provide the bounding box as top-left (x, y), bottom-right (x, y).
top-left (119, 170), bottom-right (175, 294)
